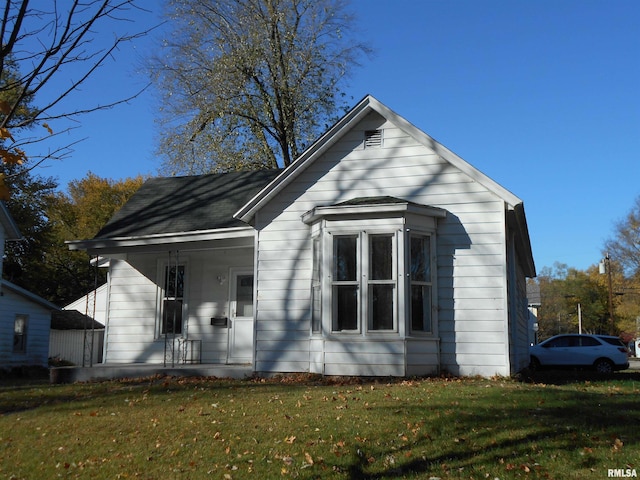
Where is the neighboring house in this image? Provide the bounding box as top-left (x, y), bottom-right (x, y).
top-left (68, 95), bottom-right (536, 377)
top-left (527, 283), bottom-right (541, 346)
top-left (1, 201), bottom-right (60, 370)
top-left (50, 283), bottom-right (108, 366)
top-left (50, 310), bottom-right (104, 366)
top-left (0, 279), bottom-right (59, 369)
top-left (64, 282), bottom-right (109, 326)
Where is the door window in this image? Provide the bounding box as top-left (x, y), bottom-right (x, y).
top-left (235, 275), bottom-right (254, 317)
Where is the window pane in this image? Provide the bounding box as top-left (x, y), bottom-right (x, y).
top-left (334, 285), bottom-right (358, 330)
top-left (371, 284), bottom-right (394, 330)
top-left (411, 285), bottom-right (431, 332)
top-left (165, 265), bottom-right (185, 297)
top-left (312, 285), bottom-right (321, 333)
top-left (410, 237), bottom-right (430, 282)
top-left (370, 235), bottom-right (393, 280)
top-left (162, 299), bottom-right (183, 334)
top-left (14, 316), bottom-right (26, 334)
top-left (13, 315), bottom-right (27, 353)
top-left (236, 275), bottom-right (254, 317)
top-left (312, 237), bottom-right (321, 283)
top-left (335, 236), bottom-right (357, 281)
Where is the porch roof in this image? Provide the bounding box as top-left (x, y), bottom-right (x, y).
top-left (68, 169), bottom-right (281, 251)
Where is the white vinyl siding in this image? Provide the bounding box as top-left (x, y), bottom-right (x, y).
top-left (104, 248), bottom-right (255, 364)
top-left (253, 111), bottom-right (509, 376)
top-left (49, 329), bottom-right (104, 365)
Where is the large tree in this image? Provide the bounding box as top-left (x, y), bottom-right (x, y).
top-left (0, 0), bottom-right (150, 196)
top-left (534, 264), bottom-right (612, 339)
top-left (605, 195), bottom-right (640, 277)
top-left (152, 0), bottom-right (371, 174)
top-left (3, 171), bottom-right (144, 306)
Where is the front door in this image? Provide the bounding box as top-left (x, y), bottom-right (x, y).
top-left (228, 269), bottom-right (254, 364)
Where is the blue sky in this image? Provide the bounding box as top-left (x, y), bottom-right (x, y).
top-left (32, 0), bottom-right (640, 273)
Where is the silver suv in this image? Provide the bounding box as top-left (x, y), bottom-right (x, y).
top-left (530, 334), bottom-right (629, 373)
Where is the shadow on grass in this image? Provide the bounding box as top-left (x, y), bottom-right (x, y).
top-left (517, 367), bottom-right (640, 385)
top-left (342, 372), bottom-right (640, 479)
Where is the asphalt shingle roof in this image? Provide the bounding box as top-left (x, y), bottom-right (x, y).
top-left (95, 170), bottom-right (281, 239)
top-left (52, 310), bottom-right (104, 330)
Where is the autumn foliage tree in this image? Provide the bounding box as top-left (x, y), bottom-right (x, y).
top-left (152, 0), bottom-right (371, 174)
top-left (4, 172), bottom-right (144, 305)
top-left (605, 195), bottom-right (640, 277)
top-left (533, 263), bottom-right (612, 339)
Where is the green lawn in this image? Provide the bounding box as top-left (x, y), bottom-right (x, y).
top-left (1, 371), bottom-right (639, 479)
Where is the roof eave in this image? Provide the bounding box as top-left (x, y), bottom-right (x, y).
top-left (67, 226), bottom-right (256, 252)
top-left (302, 201), bottom-right (447, 225)
top-left (0, 279), bottom-right (60, 311)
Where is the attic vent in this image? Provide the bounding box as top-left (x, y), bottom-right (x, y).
top-left (364, 129), bottom-right (383, 148)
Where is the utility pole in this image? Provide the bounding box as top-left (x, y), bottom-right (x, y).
top-left (599, 253), bottom-right (615, 335)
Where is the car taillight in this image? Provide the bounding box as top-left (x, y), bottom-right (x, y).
top-left (618, 347), bottom-right (629, 354)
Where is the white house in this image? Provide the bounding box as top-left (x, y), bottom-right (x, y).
top-left (68, 95), bottom-right (536, 377)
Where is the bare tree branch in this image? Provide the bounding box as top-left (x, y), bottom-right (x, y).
top-left (0, 0), bottom-right (154, 176)
top-left (153, 0), bottom-right (372, 174)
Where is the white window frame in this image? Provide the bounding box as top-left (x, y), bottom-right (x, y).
top-left (156, 257), bottom-right (189, 339)
top-left (303, 200), bottom-right (444, 339)
top-left (327, 228), bottom-right (399, 335)
top-left (311, 235), bottom-right (322, 334)
top-left (408, 232), bottom-right (436, 335)
top-left (13, 314), bottom-right (28, 354)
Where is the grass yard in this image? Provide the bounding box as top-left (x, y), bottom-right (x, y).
top-left (0, 371), bottom-right (639, 479)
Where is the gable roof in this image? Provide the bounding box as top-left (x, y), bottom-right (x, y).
top-left (236, 95), bottom-right (525, 223)
top-left (92, 170), bottom-right (281, 239)
top-left (0, 202), bottom-right (22, 241)
top-left (0, 279), bottom-right (60, 311)
top-left (52, 310), bottom-right (104, 330)
top-left (234, 94), bottom-right (535, 276)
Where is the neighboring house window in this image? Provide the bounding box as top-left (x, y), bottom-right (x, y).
top-left (13, 314), bottom-right (28, 353)
top-left (410, 235), bottom-right (433, 333)
top-left (161, 264), bottom-right (185, 335)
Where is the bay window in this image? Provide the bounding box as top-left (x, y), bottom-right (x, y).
top-left (304, 197), bottom-right (445, 339)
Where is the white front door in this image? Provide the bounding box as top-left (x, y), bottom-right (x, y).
top-left (227, 269), bottom-right (254, 364)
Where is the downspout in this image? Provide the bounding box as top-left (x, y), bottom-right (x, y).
top-left (502, 205), bottom-right (512, 377)
top-left (103, 266), bottom-right (111, 364)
